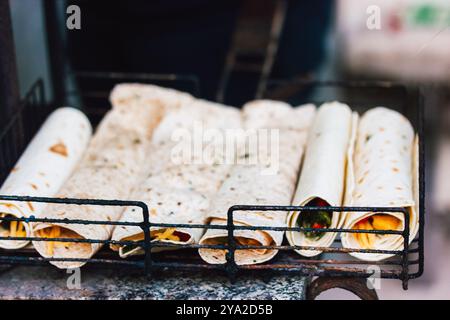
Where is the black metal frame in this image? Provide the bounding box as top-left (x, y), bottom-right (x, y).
top-left (0, 76), bottom-right (424, 290)
top-left (0, 0), bottom-right (20, 125)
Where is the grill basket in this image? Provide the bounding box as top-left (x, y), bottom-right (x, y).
top-left (0, 74), bottom-right (424, 290)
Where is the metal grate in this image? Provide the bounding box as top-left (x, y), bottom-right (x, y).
top-left (0, 76), bottom-right (424, 290)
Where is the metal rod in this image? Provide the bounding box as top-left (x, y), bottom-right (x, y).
top-left (255, 0), bottom-right (287, 99)
top-left (141, 204), bottom-right (152, 275)
top-left (0, 0), bottom-right (20, 124)
top-left (44, 0), bottom-right (68, 106)
top-left (418, 87), bottom-right (426, 278)
top-left (226, 206), bottom-right (238, 282)
top-left (401, 209), bottom-right (410, 290)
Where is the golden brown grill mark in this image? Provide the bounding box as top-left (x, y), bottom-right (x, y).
top-left (49, 142), bottom-right (68, 157)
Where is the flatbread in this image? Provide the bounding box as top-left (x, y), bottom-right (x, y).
top-left (0, 108), bottom-right (92, 249)
top-left (110, 83), bottom-right (194, 114)
top-left (286, 102), bottom-right (356, 257)
top-left (341, 107), bottom-right (419, 261)
top-left (199, 101), bottom-right (316, 265)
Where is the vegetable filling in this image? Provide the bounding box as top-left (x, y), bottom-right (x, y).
top-left (353, 215), bottom-right (401, 248)
top-left (297, 198), bottom-right (332, 240)
top-left (120, 228), bottom-right (191, 254)
top-left (203, 237), bottom-right (268, 254)
top-left (208, 237), bottom-right (262, 247)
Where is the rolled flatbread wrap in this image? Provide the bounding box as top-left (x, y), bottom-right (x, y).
top-left (0, 108), bottom-right (92, 249)
top-left (341, 107), bottom-right (419, 261)
top-left (111, 100), bottom-right (243, 257)
top-left (110, 83), bottom-right (194, 114)
top-left (199, 101), bottom-right (316, 265)
top-left (286, 102), bottom-right (356, 257)
top-left (32, 99), bottom-right (164, 268)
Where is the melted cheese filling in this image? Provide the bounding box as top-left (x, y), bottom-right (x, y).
top-left (119, 228), bottom-right (189, 245)
top-left (37, 226), bottom-right (83, 256)
top-left (37, 226), bottom-right (61, 256)
top-left (0, 214), bottom-right (27, 238)
top-left (354, 215), bottom-right (401, 248)
top-left (0, 203), bottom-right (27, 238)
top-left (152, 228), bottom-right (180, 241)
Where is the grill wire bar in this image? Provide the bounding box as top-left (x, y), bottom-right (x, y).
top-left (0, 77), bottom-right (424, 290)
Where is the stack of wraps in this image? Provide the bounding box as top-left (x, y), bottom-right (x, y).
top-left (0, 108), bottom-right (92, 249)
top-left (32, 84), bottom-right (191, 268)
top-left (111, 100), bottom-right (242, 257)
top-left (341, 107), bottom-right (419, 261)
top-left (199, 100), bottom-right (316, 265)
top-left (286, 102), bottom-right (357, 257)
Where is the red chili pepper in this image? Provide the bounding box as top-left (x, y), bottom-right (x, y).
top-left (315, 198), bottom-right (329, 207)
top-left (358, 217), bottom-right (369, 224)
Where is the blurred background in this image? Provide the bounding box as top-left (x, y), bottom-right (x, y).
top-left (2, 0), bottom-right (450, 299)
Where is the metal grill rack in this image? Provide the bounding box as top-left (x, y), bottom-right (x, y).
top-left (0, 75), bottom-right (424, 290)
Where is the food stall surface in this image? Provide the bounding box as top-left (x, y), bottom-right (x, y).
top-left (0, 266), bottom-right (308, 300)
